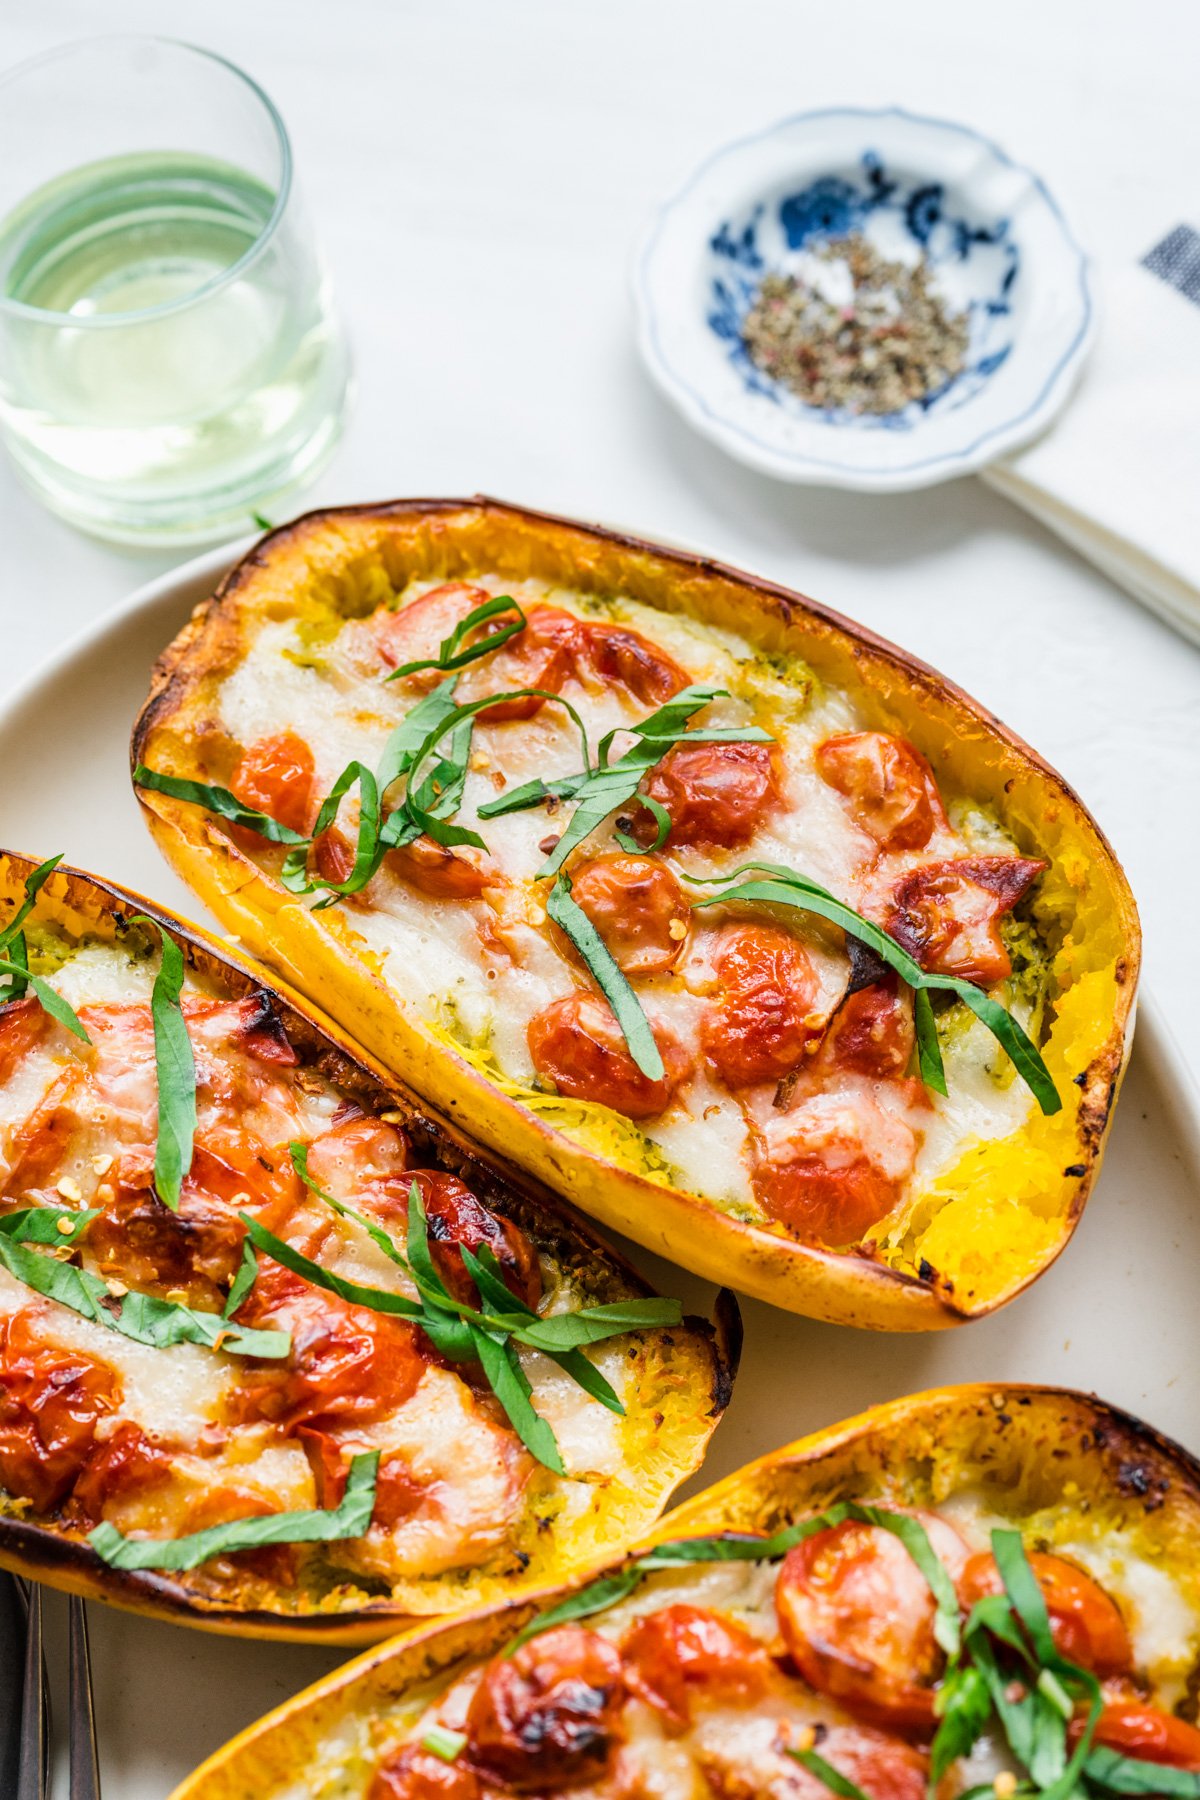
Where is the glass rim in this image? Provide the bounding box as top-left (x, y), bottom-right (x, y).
top-left (0, 33), bottom-right (294, 330)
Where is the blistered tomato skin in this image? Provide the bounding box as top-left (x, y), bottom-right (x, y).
top-left (702, 923), bottom-right (821, 1088)
top-left (369, 1746), bottom-right (482, 1800)
top-left (578, 621), bottom-right (687, 706)
top-left (0, 995), bottom-right (50, 1084)
top-left (761, 1725), bottom-right (930, 1800)
top-left (527, 993), bottom-right (692, 1119)
top-left (638, 740), bottom-right (782, 849)
top-left (959, 1551), bottom-right (1132, 1678)
top-left (816, 733), bottom-right (947, 853)
top-left (565, 854), bottom-right (690, 977)
top-left (374, 583), bottom-right (493, 690)
top-left (883, 856), bottom-right (1046, 987)
top-left (0, 1312), bottom-right (121, 1512)
top-left (622, 1602), bottom-right (770, 1730)
top-left (406, 1170), bottom-right (543, 1311)
top-left (457, 606), bottom-right (583, 723)
top-left (230, 732), bottom-right (316, 837)
top-left (776, 1512), bottom-right (969, 1732)
top-left (466, 1623), bottom-right (626, 1791)
top-left (69, 1421), bottom-right (169, 1525)
top-left (1082, 1702), bottom-right (1200, 1769)
top-left (814, 981), bottom-right (914, 1081)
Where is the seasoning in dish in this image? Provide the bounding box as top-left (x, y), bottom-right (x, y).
top-left (741, 234), bottom-right (970, 415)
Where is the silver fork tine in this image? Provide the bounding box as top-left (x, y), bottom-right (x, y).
top-left (67, 1595), bottom-right (102, 1800)
top-left (17, 1580), bottom-right (48, 1800)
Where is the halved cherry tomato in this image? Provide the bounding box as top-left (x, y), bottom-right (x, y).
top-left (1080, 1702), bottom-right (1200, 1769)
top-left (738, 1724), bottom-right (929, 1800)
top-left (959, 1550), bottom-right (1131, 1677)
top-left (374, 583), bottom-right (493, 692)
top-left (387, 837), bottom-right (493, 900)
top-left (301, 1428), bottom-right (427, 1526)
top-left (562, 854), bottom-right (689, 977)
top-left (407, 1170), bottom-right (543, 1312)
top-left (232, 1258), bottom-right (428, 1431)
top-left (816, 733), bottom-right (947, 853)
top-left (753, 1086), bottom-right (919, 1247)
top-left (369, 1744), bottom-right (482, 1800)
top-left (776, 1512), bottom-right (969, 1732)
top-left (702, 923), bottom-right (821, 1088)
top-left (0, 996), bottom-right (50, 1084)
top-left (637, 740), bottom-right (781, 849)
top-left (304, 1112), bottom-right (410, 1195)
top-left (814, 980), bottom-right (914, 1080)
top-left (883, 856), bottom-right (1045, 986)
top-left (0, 1311), bottom-right (121, 1511)
top-left (577, 621), bottom-right (687, 705)
top-left (466, 1623), bottom-right (625, 1790)
top-left (527, 993), bottom-right (692, 1119)
top-left (88, 1177), bottom-right (248, 1311)
top-left (230, 732), bottom-right (316, 837)
top-left (457, 605), bottom-right (583, 723)
top-left (69, 1422), bottom-right (170, 1524)
top-left (622, 1602), bottom-right (770, 1730)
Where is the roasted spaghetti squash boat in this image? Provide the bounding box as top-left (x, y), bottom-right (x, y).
top-left (132, 499), bottom-right (1140, 1330)
top-left (0, 851), bottom-right (734, 1643)
top-left (170, 1384), bottom-right (1200, 1800)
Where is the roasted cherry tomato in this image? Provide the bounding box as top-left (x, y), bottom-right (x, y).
top-left (304, 1112), bottom-right (410, 1195)
top-left (752, 1086), bottom-right (919, 1247)
top-left (776, 1511), bottom-right (969, 1732)
top-left (387, 837), bottom-right (493, 900)
top-left (233, 1258), bottom-right (428, 1431)
top-left (637, 740), bottom-right (781, 849)
top-left (457, 605), bottom-right (583, 723)
top-left (883, 856), bottom-right (1045, 986)
top-left (1081, 1702), bottom-right (1200, 1769)
top-left (751, 1724), bottom-right (930, 1800)
top-left (369, 1744), bottom-right (482, 1800)
top-left (374, 582), bottom-right (493, 691)
top-left (69, 1421), bottom-right (170, 1524)
top-left (230, 732), bottom-right (316, 837)
top-left (702, 923), bottom-right (821, 1088)
top-left (88, 1177), bottom-right (248, 1311)
top-left (466, 1623), bottom-right (625, 1791)
top-left (816, 733), bottom-right (947, 854)
top-left (0, 996), bottom-right (50, 1085)
top-left (578, 621), bottom-right (687, 705)
top-left (407, 1170), bottom-right (543, 1312)
top-left (301, 1428), bottom-right (427, 1526)
top-left (959, 1550), bottom-right (1132, 1677)
top-left (527, 993), bottom-right (692, 1119)
top-left (0, 1311), bottom-right (121, 1511)
top-left (563, 854), bottom-right (689, 977)
top-left (814, 980), bottom-right (914, 1080)
top-left (622, 1602), bottom-right (770, 1730)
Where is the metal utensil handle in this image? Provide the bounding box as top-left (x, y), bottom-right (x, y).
top-left (68, 1596), bottom-right (102, 1800)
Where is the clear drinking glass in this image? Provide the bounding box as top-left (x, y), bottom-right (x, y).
top-left (0, 36), bottom-right (351, 544)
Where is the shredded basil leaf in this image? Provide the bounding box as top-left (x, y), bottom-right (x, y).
top-left (613, 792), bottom-right (672, 855)
top-left (222, 1239), bottom-right (260, 1320)
top-left (1084, 1751), bottom-right (1200, 1797)
top-left (89, 1450), bottom-right (379, 1571)
top-left (536, 686), bottom-right (772, 877)
top-left (0, 1208), bottom-right (288, 1359)
top-left (421, 1726), bottom-right (468, 1763)
top-left (0, 958), bottom-right (91, 1042)
top-left (128, 917), bottom-right (197, 1211)
top-left (687, 862), bottom-right (1059, 1115)
top-left (0, 855), bottom-right (64, 1002)
top-left (385, 595), bottom-right (526, 681)
top-left (545, 873), bottom-right (663, 1081)
top-left (787, 1747), bottom-right (874, 1800)
top-left (132, 766), bottom-right (309, 845)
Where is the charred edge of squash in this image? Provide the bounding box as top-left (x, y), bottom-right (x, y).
top-left (0, 851), bottom-right (735, 1641)
top-left (166, 1384), bottom-right (1200, 1800)
top-left (128, 498), bottom-right (1141, 1322)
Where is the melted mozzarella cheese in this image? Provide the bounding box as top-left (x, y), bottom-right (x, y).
top-left (211, 578), bottom-right (1039, 1232)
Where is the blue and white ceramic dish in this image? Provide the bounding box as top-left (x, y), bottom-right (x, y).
top-left (634, 107), bottom-right (1094, 492)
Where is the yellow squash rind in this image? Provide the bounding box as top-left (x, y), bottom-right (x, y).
top-left (132, 499), bottom-right (1141, 1328)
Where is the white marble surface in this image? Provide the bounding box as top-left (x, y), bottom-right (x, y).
top-left (1, 2), bottom-right (1199, 1794)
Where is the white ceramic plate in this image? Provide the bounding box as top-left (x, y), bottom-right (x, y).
top-left (8, 545), bottom-right (1199, 1799)
top-left (634, 107), bottom-right (1094, 491)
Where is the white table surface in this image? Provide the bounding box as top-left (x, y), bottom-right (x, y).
top-left (2, 3), bottom-right (1199, 1794)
